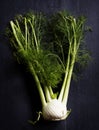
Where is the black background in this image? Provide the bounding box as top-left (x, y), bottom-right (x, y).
top-left (0, 0), bottom-right (99, 130)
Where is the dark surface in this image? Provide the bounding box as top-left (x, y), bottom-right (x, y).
top-left (0, 0), bottom-right (99, 130)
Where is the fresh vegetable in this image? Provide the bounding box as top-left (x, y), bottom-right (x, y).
top-left (6, 11), bottom-right (90, 122)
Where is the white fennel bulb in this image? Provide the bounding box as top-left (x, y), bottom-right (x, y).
top-left (42, 99), bottom-right (67, 121)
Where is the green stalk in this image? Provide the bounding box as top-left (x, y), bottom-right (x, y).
top-left (24, 18), bottom-right (28, 50)
top-left (28, 20), bottom-right (39, 53)
top-left (44, 87), bottom-right (52, 102)
top-left (28, 62), bottom-right (47, 107)
top-left (48, 86), bottom-right (54, 97)
top-left (58, 47), bottom-right (71, 101)
top-left (62, 39), bottom-right (77, 105)
top-left (61, 18), bottom-right (78, 105)
top-left (13, 20), bottom-right (27, 48)
top-left (62, 54), bottom-right (75, 105)
top-left (62, 52), bottom-right (77, 105)
top-left (10, 21), bottom-right (23, 49)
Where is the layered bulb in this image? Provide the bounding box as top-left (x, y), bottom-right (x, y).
top-left (42, 99), bottom-right (68, 121)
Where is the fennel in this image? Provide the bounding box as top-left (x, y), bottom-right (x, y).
top-left (6, 11), bottom-right (90, 121)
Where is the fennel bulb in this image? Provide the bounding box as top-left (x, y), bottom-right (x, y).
top-left (42, 99), bottom-right (68, 120)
